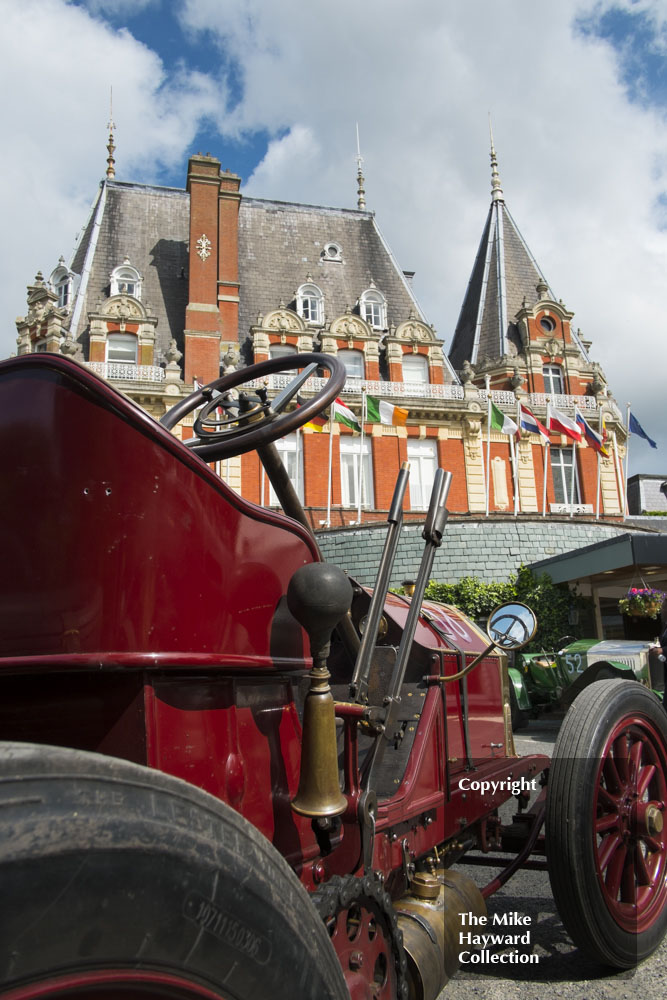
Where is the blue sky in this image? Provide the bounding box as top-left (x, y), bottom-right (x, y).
top-left (2, 0), bottom-right (667, 476)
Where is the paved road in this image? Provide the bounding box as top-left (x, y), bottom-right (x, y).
top-left (436, 714), bottom-right (667, 1000)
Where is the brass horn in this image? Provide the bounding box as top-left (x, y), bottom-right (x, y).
top-left (287, 563), bottom-right (351, 818)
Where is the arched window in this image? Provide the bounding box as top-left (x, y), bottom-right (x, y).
top-left (49, 258), bottom-right (73, 311)
top-left (110, 258), bottom-right (142, 299)
top-left (296, 283), bottom-right (324, 325)
top-left (402, 354), bottom-right (429, 384)
top-left (543, 364), bottom-right (564, 396)
top-left (360, 286), bottom-right (386, 329)
top-left (338, 349), bottom-right (365, 380)
top-left (107, 333), bottom-right (137, 365)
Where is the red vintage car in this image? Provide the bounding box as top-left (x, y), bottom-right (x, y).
top-left (0, 352), bottom-right (666, 1000)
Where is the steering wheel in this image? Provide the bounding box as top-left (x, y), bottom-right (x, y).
top-left (160, 353), bottom-right (346, 461)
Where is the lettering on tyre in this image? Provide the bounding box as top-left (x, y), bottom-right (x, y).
top-left (184, 891), bottom-right (272, 964)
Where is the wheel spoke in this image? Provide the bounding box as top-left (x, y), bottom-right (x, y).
top-left (613, 733), bottom-right (631, 785)
top-left (603, 755), bottom-right (623, 794)
top-left (635, 845), bottom-right (653, 887)
top-left (629, 737), bottom-right (645, 786)
top-left (598, 832), bottom-right (623, 872)
top-left (605, 841), bottom-right (627, 898)
top-left (596, 811), bottom-right (620, 834)
top-left (637, 763), bottom-right (657, 799)
top-left (598, 784), bottom-right (619, 810)
top-left (620, 853), bottom-right (638, 906)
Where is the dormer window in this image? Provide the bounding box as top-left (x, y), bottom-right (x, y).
top-left (360, 286), bottom-right (386, 330)
top-left (49, 258), bottom-right (73, 312)
top-left (110, 258), bottom-right (142, 299)
top-left (107, 333), bottom-right (137, 364)
top-left (297, 282), bottom-right (323, 325)
top-left (321, 242), bottom-right (342, 262)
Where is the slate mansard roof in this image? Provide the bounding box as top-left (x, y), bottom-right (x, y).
top-left (67, 179), bottom-right (436, 369)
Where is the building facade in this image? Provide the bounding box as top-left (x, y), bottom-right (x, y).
top-left (14, 143), bottom-right (626, 526)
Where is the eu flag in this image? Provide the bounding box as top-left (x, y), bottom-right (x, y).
top-left (629, 412), bottom-right (657, 449)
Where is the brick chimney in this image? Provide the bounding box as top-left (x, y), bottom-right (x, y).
top-left (184, 155), bottom-right (241, 385)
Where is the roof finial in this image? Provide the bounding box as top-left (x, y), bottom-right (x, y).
top-left (355, 123), bottom-right (366, 210)
top-left (106, 86), bottom-right (116, 180)
top-left (488, 114), bottom-right (504, 203)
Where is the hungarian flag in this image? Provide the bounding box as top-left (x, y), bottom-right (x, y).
top-left (518, 403), bottom-right (549, 442)
top-left (333, 397), bottom-right (361, 432)
top-left (629, 412), bottom-right (657, 449)
top-left (575, 408), bottom-right (609, 456)
top-left (547, 403), bottom-right (582, 443)
top-left (366, 395), bottom-right (408, 426)
top-left (489, 401), bottom-right (518, 435)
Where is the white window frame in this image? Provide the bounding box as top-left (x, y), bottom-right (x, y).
top-left (360, 288), bottom-right (387, 330)
top-left (550, 446), bottom-right (580, 504)
top-left (402, 354), bottom-right (429, 385)
top-left (407, 440), bottom-right (438, 510)
top-left (49, 262), bottom-right (73, 312)
top-left (543, 364), bottom-right (564, 396)
top-left (269, 433), bottom-right (303, 506)
top-left (296, 283), bottom-right (324, 325)
top-left (107, 333), bottom-right (138, 364)
top-left (110, 259), bottom-right (142, 299)
top-left (340, 437), bottom-right (373, 509)
top-left (269, 344), bottom-right (298, 373)
top-left (338, 349), bottom-right (365, 381)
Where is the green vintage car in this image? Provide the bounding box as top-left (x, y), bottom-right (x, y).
top-left (509, 637), bottom-right (666, 729)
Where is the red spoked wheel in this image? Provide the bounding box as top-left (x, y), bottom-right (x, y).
top-left (547, 680), bottom-right (667, 968)
top-left (594, 715), bottom-right (667, 932)
top-left (314, 875), bottom-right (408, 1000)
top-left (1, 969), bottom-right (232, 1000)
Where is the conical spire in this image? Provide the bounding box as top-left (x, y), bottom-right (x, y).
top-left (106, 87), bottom-right (116, 180)
top-left (355, 123), bottom-right (366, 210)
top-left (489, 116), bottom-right (504, 203)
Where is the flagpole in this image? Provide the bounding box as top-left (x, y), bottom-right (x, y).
top-left (516, 394), bottom-right (522, 514)
top-left (572, 443), bottom-right (582, 517)
top-left (542, 439), bottom-right (548, 517)
top-left (326, 407), bottom-right (334, 526)
top-left (569, 440), bottom-right (576, 518)
top-left (509, 433), bottom-right (519, 517)
top-left (623, 403), bottom-right (631, 521)
top-left (485, 376), bottom-right (491, 516)
top-left (595, 405), bottom-right (603, 519)
top-left (612, 429), bottom-right (625, 516)
top-left (357, 390), bottom-right (366, 523)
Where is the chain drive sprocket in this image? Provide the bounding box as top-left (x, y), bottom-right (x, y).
top-left (313, 873), bottom-right (409, 1000)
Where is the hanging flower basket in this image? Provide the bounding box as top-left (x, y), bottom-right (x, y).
top-left (618, 588), bottom-right (665, 620)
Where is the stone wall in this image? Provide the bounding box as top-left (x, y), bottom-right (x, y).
top-left (316, 517), bottom-right (653, 587)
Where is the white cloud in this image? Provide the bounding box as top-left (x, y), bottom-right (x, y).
top-left (3, 0), bottom-right (667, 475)
top-left (0, 0), bottom-right (226, 353)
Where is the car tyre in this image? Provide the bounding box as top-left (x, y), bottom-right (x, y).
top-left (0, 742), bottom-right (348, 1000)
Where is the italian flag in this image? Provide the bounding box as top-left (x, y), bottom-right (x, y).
top-left (489, 401), bottom-right (518, 435)
top-left (366, 395), bottom-right (408, 426)
top-left (333, 397), bottom-right (361, 432)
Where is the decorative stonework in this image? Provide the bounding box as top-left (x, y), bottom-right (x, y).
top-left (196, 235), bottom-right (212, 261)
top-left (104, 296), bottom-right (143, 319)
top-left (263, 308), bottom-right (305, 333)
top-left (330, 314), bottom-right (371, 341)
top-left (395, 318), bottom-right (435, 342)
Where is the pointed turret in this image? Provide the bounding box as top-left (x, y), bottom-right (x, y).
top-left (449, 136), bottom-right (553, 371)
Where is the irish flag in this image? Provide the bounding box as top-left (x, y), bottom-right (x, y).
top-left (489, 401), bottom-right (518, 435)
top-left (333, 397), bottom-right (361, 432)
top-left (366, 395), bottom-right (408, 426)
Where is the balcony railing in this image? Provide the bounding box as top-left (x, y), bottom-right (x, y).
top-left (246, 373), bottom-right (465, 400)
top-left (86, 362), bottom-right (165, 383)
